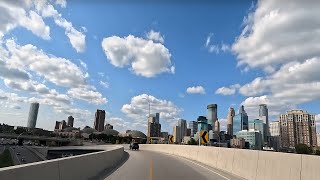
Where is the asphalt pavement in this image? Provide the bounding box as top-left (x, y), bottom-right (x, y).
top-left (0, 145), bottom-right (5, 154)
top-left (9, 146), bottom-right (42, 165)
top-left (102, 145), bottom-right (243, 180)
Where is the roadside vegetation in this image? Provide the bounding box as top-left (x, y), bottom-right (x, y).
top-left (0, 149), bottom-right (14, 168)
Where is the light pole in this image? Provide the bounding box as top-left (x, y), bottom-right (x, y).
top-left (17, 132), bottom-right (26, 146)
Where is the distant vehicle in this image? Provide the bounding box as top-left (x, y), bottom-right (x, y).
top-left (16, 152), bottom-right (21, 155)
top-left (62, 154), bottom-right (73, 158)
top-left (131, 143), bottom-right (139, 150)
top-left (21, 157), bottom-right (25, 162)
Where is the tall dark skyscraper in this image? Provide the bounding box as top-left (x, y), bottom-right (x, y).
top-left (188, 121), bottom-right (198, 137)
top-left (94, 109), bottom-right (106, 132)
top-left (155, 113), bottom-right (160, 124)
top-left (207, 104), bottom-right (217, 131)
top-left (227, 107), bottom-right (235, 136)
top-left (68, 116), bottom-right (74, 127)
top-left (27, 102), bottom-right (39, 128)
top-left (147, 113), bottom-right (161, 137)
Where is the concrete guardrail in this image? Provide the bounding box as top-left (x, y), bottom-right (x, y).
top-left (140, 144), bottom-right (320, 180)
top-left (0, 145), bottom-right (124, 180)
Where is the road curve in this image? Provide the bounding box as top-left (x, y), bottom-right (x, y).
top-left (103, 145), bottom-right (243, 180)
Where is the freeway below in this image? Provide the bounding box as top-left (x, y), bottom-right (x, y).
top-left (103, 145), bottom-right (243, 180)
top-left (8, 145), bottom-right (42, 165)
top-left (0, 145), bottom-right (5, 154)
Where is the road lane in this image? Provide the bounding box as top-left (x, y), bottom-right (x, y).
top-left (103, 145), bottom-right (243, 180)
top-left (9, 146), bottom-right (21, 165)
top-left (9, 146), bottom-right (42, 165)
top-left (0, 145), bottom-right (5, 154)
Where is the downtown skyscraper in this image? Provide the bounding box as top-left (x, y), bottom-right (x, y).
top-left (147, 113), bottom-right (161, 138)
top-left (234, 105), bottom-right (248, 134)
top-left (259, 104), bottom-right (269, 143)
top-left (94, 109), bottom-right (106, 132)
top-left (207, 104), bottom-right (217, 131)
top-left (27, 102), bottom-right (40, 128)
top-left (227, 107), bottom-right (235, 136)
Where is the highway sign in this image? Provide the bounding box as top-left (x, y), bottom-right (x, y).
top-left (200, 130), bottom-right (208, 144)
top-left (168, 135), bottom-right (174, 144)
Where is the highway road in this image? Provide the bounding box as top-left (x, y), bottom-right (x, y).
top-left (103, 145), bottom-right (243, 180)
top-left (9, 146), bottom-right (42, 165)
top-left (0, 145), bottom-right (5, 154)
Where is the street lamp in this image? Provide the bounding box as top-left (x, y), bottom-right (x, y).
top-left (17, 132), bottom-right (27, 146)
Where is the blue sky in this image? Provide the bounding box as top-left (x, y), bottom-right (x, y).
top-left (0, 0), bottom-right (320, 134)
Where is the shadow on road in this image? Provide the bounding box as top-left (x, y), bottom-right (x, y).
top-left (89, 151), bottom-right (130, 180)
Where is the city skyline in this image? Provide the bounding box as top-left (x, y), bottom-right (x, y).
top-left (0, 0), bottom-right (320, 134)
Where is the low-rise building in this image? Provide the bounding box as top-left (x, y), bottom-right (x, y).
top-left (230, 138), bottom-right (246, 149)
top-left (160, 132), bottom-right (169, 139)
top-left (182, 136), bottom-right (191, 144)
top-left (104, 123), bottom-right (113, 130)
top-left (236, 129), bottom-right (262, 150)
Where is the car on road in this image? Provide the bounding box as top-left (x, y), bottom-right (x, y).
top-left (16, 152), bottom-right (21, 155)
top-left (131, 143), bottom-right (139, 150)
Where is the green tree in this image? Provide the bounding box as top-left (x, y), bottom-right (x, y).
top-left (295, 144), bottom-right (313, 154)
top-left (187, 138), bottom-right (197, 145)
top-left (0, 149), bottom-right (14, 168)
top-left (315, 149), bottom-right (320, 156)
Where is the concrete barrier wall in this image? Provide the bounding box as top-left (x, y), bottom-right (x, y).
top-left (0, 145), bottom-right (124, 180)
top-left (140, 144), bottom-right (320, 180)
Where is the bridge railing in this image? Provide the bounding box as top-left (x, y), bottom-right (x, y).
top-left (140, 144), bottom-right (320, 180)
top-left (0, 145), bottom-right (124, 180)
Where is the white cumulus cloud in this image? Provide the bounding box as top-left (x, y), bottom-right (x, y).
top-left (101, 35), bottom-right (174, 78)
top-left (215, 84), bottom-right (240, 95)
top-left (186, 86), bottom-right (206, 94)
top-left (225, 0), bottom-right (320, 120)
top-left (146, 30), bottom-right (164, 43)
top-left (232, 0), bottom-right (320, 70)
top-left (0, 1), bottom-right (50, 39)
top-left (67, 86), bottom-right (107, 105)
top-left (121, 94), bottom-right (182, 131)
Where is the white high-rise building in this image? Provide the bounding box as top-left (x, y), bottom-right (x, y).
top-left (269, 121), bottom-right (280, 136)
top-left (269, 121), bottom-right (280, 151)
top-left (178, 119), bottom-right (187, 141)
top-left (214, 119), bottom-right (220, 133)
top-left (173, 126), bottom-right (181, 143)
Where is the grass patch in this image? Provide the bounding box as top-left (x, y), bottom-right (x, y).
top-left (0, 149), bottom-right (14, 168)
